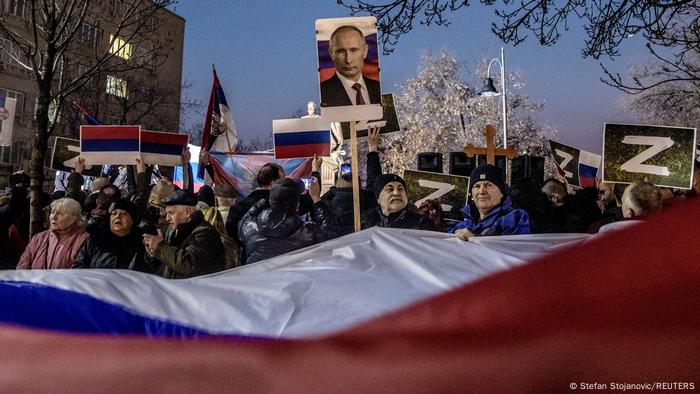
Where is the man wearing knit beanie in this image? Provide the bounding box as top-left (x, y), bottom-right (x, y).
top-left (450, 164), bottom-right (531, 239)
top-left (361, 128), bottom-right (434, 231)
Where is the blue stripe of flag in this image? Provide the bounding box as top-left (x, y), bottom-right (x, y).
top-left (0, 281), bottom-right (209, 336)
top-left (82, 139), bottom-right (139, 152)
top-left (84, 113), bottom-right (102, 125)
top-left (141, 142), bottom-right (183, 156)
top-left (579, 164), bottom-right (598, 179)
top-left (274, 130), bottom-right (330, 146)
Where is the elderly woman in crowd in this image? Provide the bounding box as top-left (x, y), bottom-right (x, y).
top-left (72, 199), bottom-right (152, 272)
top-left (16, 198), bottom-right (89, 269)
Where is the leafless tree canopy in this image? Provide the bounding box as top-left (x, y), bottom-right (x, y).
top-left (338, 0), bottom-right (699, 116)
top-left (0, 0), bottom-right (176, 131)
top-left (338, 1), bottom-right (698, 57)
top-left (0, 0), bottom-right (177, 235)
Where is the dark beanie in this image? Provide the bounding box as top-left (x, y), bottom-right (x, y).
top-left (196, 185), bottom-right (215, 207)
top-left (214, 184), bottom-right (236, 198)
top-left (374, 173), bottom-right (406, 198)
top-left (161, 189), bottom-right (198, 206)
top-left (110, 199), bottom-right (139, 223)
top-left (469, 164), bottom-right (507, 195)
top-left (269, 178), bottom-right (301, 211)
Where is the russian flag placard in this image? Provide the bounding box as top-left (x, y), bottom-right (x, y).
top-left (578, 150), bottom-right (601, 188)
top-left (272, 118), bottom-right (331, 159)
top-left (80, 125), bottom-right (141, 165)
top-left (141, 130), bottom-right (189, 166)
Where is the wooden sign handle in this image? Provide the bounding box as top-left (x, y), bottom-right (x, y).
top-left (350, 121), bottom-right (361, 232)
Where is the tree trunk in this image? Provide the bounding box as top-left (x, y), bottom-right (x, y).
top-left (29, 82), bottom-right (52, 237)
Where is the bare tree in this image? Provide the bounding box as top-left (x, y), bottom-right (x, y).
top-left (338, 1), bottom-right (698, 57)
top-left (621, 61), bottom-right (700, 127)
top-left (238, 134), bottom-right (273, 153)
top-left (601, 18), bottom-right (699, 102)
top-left (0, 0), bottom-right (176, 235)
top-left (384, 50), bottom-right (555, 175)
top-left (337, 1), bottom-right (699, 98)
top-left (182, 121), bottom-right (204, 146)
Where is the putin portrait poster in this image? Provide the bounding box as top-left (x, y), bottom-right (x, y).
top-left (316, 17), bottom-right (383, 122)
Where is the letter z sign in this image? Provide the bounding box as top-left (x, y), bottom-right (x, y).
top-left (403, 169), bottom-right (470, 220)
top-left (603, 123), bottom-right (697, 189)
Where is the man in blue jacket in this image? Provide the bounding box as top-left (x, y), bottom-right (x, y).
top-left (451, 164), bottom-right (531, 239)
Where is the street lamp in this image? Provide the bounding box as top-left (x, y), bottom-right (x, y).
top-left (479, 47), bottom-right (507, 149)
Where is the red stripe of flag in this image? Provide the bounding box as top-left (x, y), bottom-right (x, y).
top-left (81, 126), bottom-right (140, 140)
top-left (141, 130), bottom-right (188, 146)
top-left (275, 144), bottom-right (330, 159)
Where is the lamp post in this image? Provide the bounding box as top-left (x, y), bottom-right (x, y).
top-left (479, 47), bottom-right (507, 149)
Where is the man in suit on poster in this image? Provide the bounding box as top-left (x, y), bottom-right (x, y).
top-left (320, 25), bottom-right (381, 108)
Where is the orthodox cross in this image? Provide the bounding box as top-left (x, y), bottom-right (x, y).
top-left (464, 124), bottom-right (517, 165)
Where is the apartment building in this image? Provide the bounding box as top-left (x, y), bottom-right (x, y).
top-left (0, 1), bottom-right (185, 186)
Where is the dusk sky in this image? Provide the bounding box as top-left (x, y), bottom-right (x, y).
top-left (172, 1), bottom-right (648, 153)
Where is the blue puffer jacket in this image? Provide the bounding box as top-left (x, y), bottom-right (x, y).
top-left (449, 195), bottom-right (531, 236)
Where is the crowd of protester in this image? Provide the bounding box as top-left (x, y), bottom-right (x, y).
top-left (1, 128), bottom-right (698, 277)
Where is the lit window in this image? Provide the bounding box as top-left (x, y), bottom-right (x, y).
top-left (106, 75), bottom-right (127, 98)
top-left (109, 35), bottom-right (132, 60)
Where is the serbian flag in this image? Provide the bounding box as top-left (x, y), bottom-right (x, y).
top-left (209, 152), bottom-right (312, 198)
top-left (578, 150), bottom-right (601, 188)
top-left (72, 101), bottom-right (102, 125)
top-left (199, 66), bottom-right (239, 178)
top-left (80, 125), bottom-right (141, 165)
top-left (272, 118), bottom-right (331, 159)
top-left (140, 130), bottom-right (188, 166)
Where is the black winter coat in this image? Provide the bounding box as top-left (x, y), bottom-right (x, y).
top-left (225, 189), bottom-right (270, 241)
top-left (321, 186), bottom-right (378, 237)
top-left (362, 205), bottom-right (435, 231)
top-left (238, 199), bottom-right (334, 265)
top-left (72, 227), bottom-right (152, 272)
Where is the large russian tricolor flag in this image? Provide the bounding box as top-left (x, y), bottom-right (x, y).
top-left (140, 130), bottom-right (188, 166)
top-left (1, 201), bottom-right (700, 391)
top-left (578, 150), bottom-right (601, 188)
top-left (209, 151), bottom-right (312, 198)
top-left (272, 118), bottom-right (331, 159)
top-left (80, 125), bottom-right (141, 165)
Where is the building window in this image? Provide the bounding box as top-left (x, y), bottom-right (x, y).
top-left (134, 86), bottom-right (153, 102)
top-left (144, 15), bottom-right (158, 32)
top-left (8, 0), bottom-right (29, 19)
top-left (104, 114), bottom-right (123, 125)
top-left (105, 75), bottom-right (127, 98)
top-left (109, 35), bottom-right (132, 60)
top-left (0, 87), bottom-right (26, 123)
top-left (0, 38), bottom-right (30, 68)
top-left (12, 140), bottom-right (25, 164)
top-left (109, 0), bottom-right (121, 18)
top-left (132, 45), bottom-right (153, 67)
top-left (78, 22), bottom-right (101, 47)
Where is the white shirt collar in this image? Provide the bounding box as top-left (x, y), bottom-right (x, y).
top-left (336, 71), bottom-right (370, 105)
